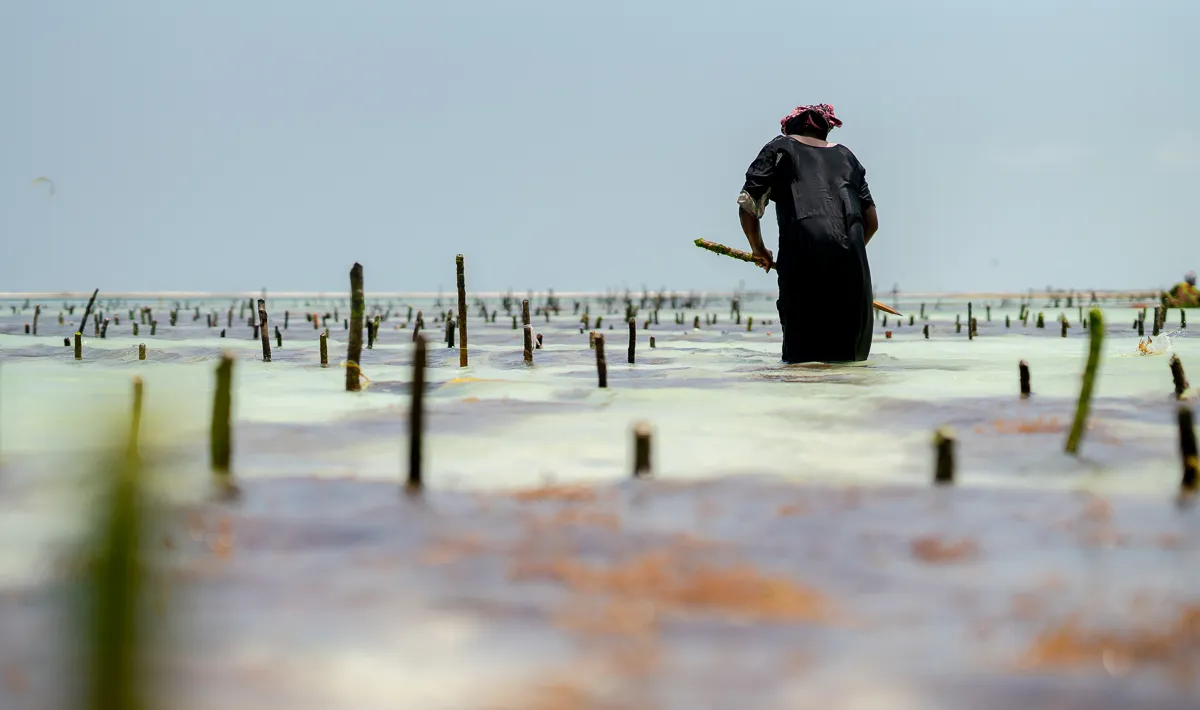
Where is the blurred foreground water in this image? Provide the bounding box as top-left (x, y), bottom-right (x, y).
top-left (0, 292), bottom-right (1197, 708)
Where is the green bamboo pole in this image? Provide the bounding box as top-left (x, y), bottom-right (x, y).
top-left (211, 353), bottom-right (234, 482)
top-left (85, 390), bottom-right (147, 710)
top-left (1065, 309), bottom-right (1104, 455)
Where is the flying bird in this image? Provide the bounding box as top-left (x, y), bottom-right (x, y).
top-left (31, 176), bottom-right (56, 197)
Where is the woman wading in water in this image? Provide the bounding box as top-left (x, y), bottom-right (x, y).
top-left (737, 104), bottom-right (879, 363)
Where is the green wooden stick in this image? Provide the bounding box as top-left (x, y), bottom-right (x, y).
top-left (1065, 309), bottom-right (1104, 455)
top-left (211, 353), bottom-right (234, 479)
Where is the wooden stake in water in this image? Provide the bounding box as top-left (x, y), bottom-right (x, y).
top-left (138, 344), bottom-right (146, 361)
top-left (523, 324), bottom-right (534, 365)
top-left (211, 353), bottom-right (234, 480)
top-left (1170, 355), bottom-right (1189, 399)
top-left (1180, 406), bottom-right (1197, 493)
top-left (627, 318), bottom-right (636, 364)
top-left (76, 288), bottom-right (99, 340)
top-left (1153, 307), bottom-right (1162, 337)
top-left (446, 318), bottom-right (456, 348)
top-left (650, 336), bottom-right (656, 348)
top-left (257, 299), bottom-right (271, 362)
top-left (320, 332), bottom-right (328, 367)
top-left (1020, 360), bottom-right (1031, 398)
top-left (521, 298), bottom-right (530, 328)
top-left (1065, 309), bottom-right (1104, 455)
top-left (75, 332), bottom-right (82, 360)
top-left (633, 421), bottom-right (652, 478)
top-left (456, 254), bottom-right (468, 367)
top-left (347, 263), bottom-right (365, 392)
top-left (595, 334), bottom-right (607, 388)
top-left (408, 334), bottom-right (427, 494)
top-left (923, 324), bottom-right (930, 339)
top-left (934, 427), bottom-right (955, 485)
top-left (32, 304), bottom-right (39, 335)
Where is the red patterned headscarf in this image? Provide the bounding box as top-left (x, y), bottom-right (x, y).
top-left (780, 104), bottom-right (843, 134)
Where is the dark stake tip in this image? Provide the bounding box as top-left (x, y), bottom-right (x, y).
top-left (1019, 360), bottom-right (1031, 398)
top-left (1170, 355), bottom-right (1189, 399)
top-left (934, 427), bottom-right (956, 485)
top-left (627, 318), bottom-right (636, 364)
top-left (1180, 406), bottom-right (1198, 493)
top-left (633, 421), bottom-right (652, 478)
top-left (595, 334), bottom-right (608, 388)
top-left (408, 335), bottom-right (428, 494)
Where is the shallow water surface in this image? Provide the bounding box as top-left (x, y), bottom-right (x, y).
top-left (0, 293), bottom-right (1196, 708)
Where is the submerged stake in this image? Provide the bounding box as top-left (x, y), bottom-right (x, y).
top-left (74, 332), bottom-right (82, 360)
top-left (934, 427), bottom-right (955, 485)
top-left (1065, 309), bottom-right (1105, 455)
top-left (408, 335), bottom-right (427, 494)
top-left (628, 318), bottom-right (636, 364)
top-left (523, 324), bottom-right (533, 365)
top-left (320, 332), bottom-right (328, 367)
top-left (633, 421), bottom-right (652, 478)
top-left (1170, 355), bottom-right (1189, 399)
top-left (1019, 360), bottom-right (1031, 398)
top-left (1181, 406), bottom-right (1198, 493)
top-left (211, 352), bottom-right (234, 480)
top-left (595, 334), bottom-right (608, 388)
top-left (138, 343), bottom-right (146, 361)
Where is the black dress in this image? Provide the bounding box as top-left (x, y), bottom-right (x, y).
top-left (740, 136), bottom-right (875, 364)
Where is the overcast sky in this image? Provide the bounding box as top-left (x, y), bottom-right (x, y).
top-left (2, 0), bottom-right (1196, 295)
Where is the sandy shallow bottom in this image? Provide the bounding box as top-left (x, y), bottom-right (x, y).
top-left (0, 294), bottom-right (1197, 707)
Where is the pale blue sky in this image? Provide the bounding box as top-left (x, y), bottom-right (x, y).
top-left (2, 1), bottom-right (1196, 295)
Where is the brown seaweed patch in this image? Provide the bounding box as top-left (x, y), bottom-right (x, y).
top-left (511, 484), bottom-right (599, 503)
top-left (1019, 605), bottom-right (1200, 680)
top-left (911, 536), bottom-right (979, 564)
top-left (510, 549), bottom-right (829, 622)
